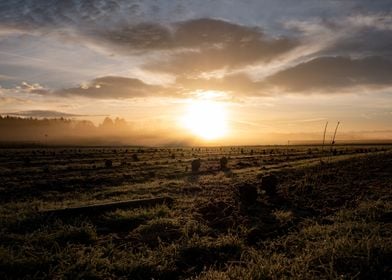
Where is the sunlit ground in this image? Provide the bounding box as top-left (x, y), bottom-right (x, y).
top-left (181, 98), bottom-right (228, 140)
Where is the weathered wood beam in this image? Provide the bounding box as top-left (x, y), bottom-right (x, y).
top-left (40, 196), bottom-right (174, 217)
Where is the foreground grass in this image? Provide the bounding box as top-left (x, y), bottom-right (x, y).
top-left (0, 147), bottom-right (391, 279)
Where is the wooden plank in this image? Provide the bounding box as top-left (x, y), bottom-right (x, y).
top-left (40, 196), bottom-right (174, 217)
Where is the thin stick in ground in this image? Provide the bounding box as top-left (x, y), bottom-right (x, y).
top-left (330, 121), bottom-right (340, 151)
top-left (321, 121), bottom-right (328, 153)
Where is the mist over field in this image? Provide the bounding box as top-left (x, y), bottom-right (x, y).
top-left (0, 115), bottom-right (180, 146)
top-left (1, 116), bottom-right (391, 146)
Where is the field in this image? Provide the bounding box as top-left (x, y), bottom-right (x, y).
top-left (0, 145), bottom-right (391, 279)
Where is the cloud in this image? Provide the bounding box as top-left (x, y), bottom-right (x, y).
top-left (93, 23), bottom-right (173, 52)
top-left (25, 73), bottom-right (264, 99)
top-left (0, 8), bottom-right (298, 75)
top-left (174, 55), bottom-right (392, 96)
top-left (1, 110), bottom-right (87, 118)
top-left (35, 76), bottom-right (177, 99)
top-left (142, 18), bottom-right (297, 75)
top-left (2, 1), bottom-right (392, 99)
top-left (176, 73), bottom-right (265, 96)
top-left (263, 56), bottom-right (392, 93)
top-left (29, 72), bottom-right (265, 99)
top-left (15, 55), bottom-right (392, 100)
top-left (20, 81), bottom-right (45, 91)
top-left (0, 96), bottom-right (29, 105)
top-left (95, 17), bottom-right (273, 51)
top-left (285, 13), bottom-right (392, 58)
top-left (328, 27), bottom-right (392, 58)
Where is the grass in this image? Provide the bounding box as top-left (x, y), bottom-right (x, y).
top-left (0, 145), bottom-right (391, 279)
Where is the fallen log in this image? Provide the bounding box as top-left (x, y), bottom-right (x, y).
top-left (40, 196), bottom-right (174, 217)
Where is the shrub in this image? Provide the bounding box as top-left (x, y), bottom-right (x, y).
top-left (191, 159), bottom-right (201, 173)
top-left (219, 157), bottom-right (228, 170)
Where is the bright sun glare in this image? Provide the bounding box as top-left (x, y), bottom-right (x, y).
top-left (182, 99), bottom-right (228, 140)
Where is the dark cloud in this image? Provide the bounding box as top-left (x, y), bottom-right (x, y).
top-left (329, 29), bottom-right (392, 57)
top-left (296, 15), bottom-right (392, 59)
top-left (264, 56), bottom-right (392, 93)
top-left (95, 23), bottom-right (173, 51)
top-left (143, 18), bottom-right (296, 74)
top-left (176, 55), bottom-right (392, 96)
top-left (83, 18), bottom-right (297, 77)
top-left (35, 76), bottom-right (176, 99)
top-left (59, 76), bottom-right (165, 99)
top-left (176, 18), bottom-right (261, 47)
top-left (95, 18), bottom-right (273, 51)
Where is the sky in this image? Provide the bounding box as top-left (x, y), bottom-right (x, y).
top-left (0, 0), bottom-right (391, 144)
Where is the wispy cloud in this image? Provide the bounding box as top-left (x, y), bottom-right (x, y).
top-left (1, 110), bottom-right (89, 118)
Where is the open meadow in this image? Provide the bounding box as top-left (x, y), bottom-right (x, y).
top-left (0, 145), bottom-right (391, 279)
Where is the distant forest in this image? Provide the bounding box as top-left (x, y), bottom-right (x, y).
top-left (0, 116), bottom-right (136, 145)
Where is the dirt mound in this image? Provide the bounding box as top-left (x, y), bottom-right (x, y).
top-left (195, 200), bottom-right (237, 231)
top-left (259, 174), bottom-right (278, 196)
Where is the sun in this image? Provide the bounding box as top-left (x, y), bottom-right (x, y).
top-left (182, 99), bottom-right (228, 140)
